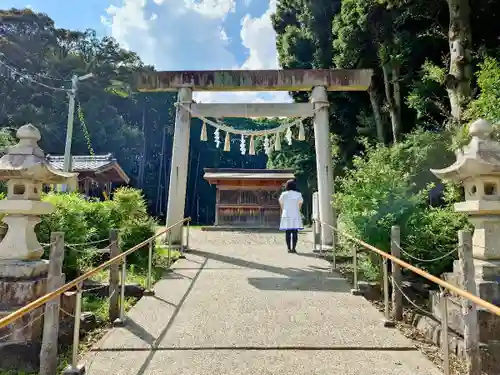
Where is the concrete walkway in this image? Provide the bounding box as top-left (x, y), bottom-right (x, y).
top-left (83, 231), bottom-right (442, 375)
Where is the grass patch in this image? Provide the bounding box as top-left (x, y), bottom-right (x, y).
top-left (330, 245), bottom-right (382, 283)
top-left (82, 295), bottom-right (138, 322)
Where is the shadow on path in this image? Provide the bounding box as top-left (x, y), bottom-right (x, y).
top-left (123, 318), bottom-right (157, 346)
top-left (247, 276), bottom-right (350, 292)
top-left (151, 295), bottom-right (177, 308)
top-left (130, 256), bottom-right (208, 375)
top-left (189, 249), bottom-right (337, 279)
top-left (91, 345), bottom-right (418, 352)
top-left (188, 249), bottom-right (350, 292)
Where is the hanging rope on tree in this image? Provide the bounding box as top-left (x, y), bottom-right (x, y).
top-left (76, 101), bottom-right (95, 159)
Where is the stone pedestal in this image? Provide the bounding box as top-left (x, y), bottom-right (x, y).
top-left (431, 260), bottom-right (500, 343)
top-left (0, 124), bottom-right (77, 372)
top-left (0, 260), bottom-right (48, 372)
top-left (431, 119), bottom-right (500, 372)
top-left (431, 266), bottom-right (500, 372)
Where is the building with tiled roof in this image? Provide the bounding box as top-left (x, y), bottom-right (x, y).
top-left (46, 154), bottom-right (130, 197)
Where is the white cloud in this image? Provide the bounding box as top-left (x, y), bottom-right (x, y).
top-left (102, 0), bottom-right (291, 103)
top-left (183, 0), bottom-right (236, 18)
top-left (103, 0), bottom-right (236, 70)
top-left (240, 0), bottom-right (278, 70)
top-left (103, 1), bottom-right (156, 63)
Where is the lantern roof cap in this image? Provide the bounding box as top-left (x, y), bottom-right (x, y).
top-left (0, 124), bottom-right (77, 182)
top-left (431, 119), bottom-right (500, 182)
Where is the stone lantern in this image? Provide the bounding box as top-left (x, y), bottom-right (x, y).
top-left (431, 118), bottom-right (500, 344)
top-left (0, 124), bottom-right (77, 370)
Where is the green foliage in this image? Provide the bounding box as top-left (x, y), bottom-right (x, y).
top-left (38, 193), bottom-right (93, 277)
top-left (0, 128), bottom-right (15, 150)
top-left (110, 187), bottom-right (156, 267)
top-left (111, 187), bottom-right (150, 223)
top-left (403, 205), bottom-right (471, 276)
top-left (36, 188), bottom-right (156, 278)
top-left (335, 130), bottom-right (468, 277)
top-left (450, 56), bottom-right (500, 149)
top-left (466, 56), bottom-right (500, 124)
top-left (335, 139), bottom-right (424, 251)
top-left (406, 61), bottom-right (449, 124)
top-left (0, 8), bottom-right (272, 222)
top-left (0, 129), bottom-right (15, 194)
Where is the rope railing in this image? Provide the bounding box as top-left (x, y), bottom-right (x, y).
top-left (0, 217), bottom-right (191, 330)
top-left (0, 217), bottom-right (191, 375)
top-left (395, 241), bottom-right (458, 263)
top-left (313, 219), bottom-right (488, 375)
top-left (315, 219), bottom-right (500, 316)
top-left (0, 311), bottom-right (46, 341)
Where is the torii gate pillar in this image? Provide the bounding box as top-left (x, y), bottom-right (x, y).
top-left (166, 87), bottom-right (192, 243)
top-left (312, 86), bottom-right (335, 246)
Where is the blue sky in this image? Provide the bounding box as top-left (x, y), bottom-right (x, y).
top-left (1, 0), bottom-right (291, 103)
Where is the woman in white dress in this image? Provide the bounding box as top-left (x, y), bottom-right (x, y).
top-left (279, 179), bottom-right (303, 253)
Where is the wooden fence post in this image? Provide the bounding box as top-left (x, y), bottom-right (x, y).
top-left (39, 232), bottom-right (65, 375)
top-left (458, 230), bottom-right (481, 374)
top-left (109, 229), bottom-right (120, 322)
top-left (391, 225), bottom-right (403, 321)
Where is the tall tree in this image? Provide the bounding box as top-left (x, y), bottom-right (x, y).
top-left (0, 7), bottom-right (277, 221)
top-left (445, 0), bottom-right (473, 124)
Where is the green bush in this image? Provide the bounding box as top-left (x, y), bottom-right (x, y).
top-left (453, 56), bottom-right (500, 149)
top-left (335, 130), bottom-right (469, 278)
top-left (82, 199), bottom-right (116, 242)
top-left (466, 56), bottom-right (500, 125)
top-left (37, 193), bottom-right (93, 278)
top-left (118, 217), bottom-right (157, 267)
top-left (403, 204), bottom-right (470, 276)
top-left (111, 187), bottom-right (156, 268)
top-left (35, 187), bottom-right (156, 278)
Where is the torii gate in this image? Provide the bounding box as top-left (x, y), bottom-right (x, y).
top-left (136, 69), bottom-right (373, 246)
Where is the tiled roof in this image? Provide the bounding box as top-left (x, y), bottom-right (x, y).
top-left (46, 153), bottom-right (116, 172)
top-left (203, 168), bottom-right (295, 181)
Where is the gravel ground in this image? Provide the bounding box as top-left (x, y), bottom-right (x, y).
top-left (83, 229), bottom-right (442, 375)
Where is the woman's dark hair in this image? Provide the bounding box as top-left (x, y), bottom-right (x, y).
top-left (285, 179), bottom-right (299, 192)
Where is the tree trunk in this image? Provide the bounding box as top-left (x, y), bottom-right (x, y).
top-left (445, 0), bottom-right (473, 124)
top-left (392, 65), bottom-right (402, 129)
top-left (382, 64), bottom-right (400, 143)
top-left (368, 86), bottom-right (385, 143)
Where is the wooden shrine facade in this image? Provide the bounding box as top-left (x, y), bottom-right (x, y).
top-left (45, 154), bottom-right (130, 198)
top-left (203, 168), bottom-right (295, 228)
